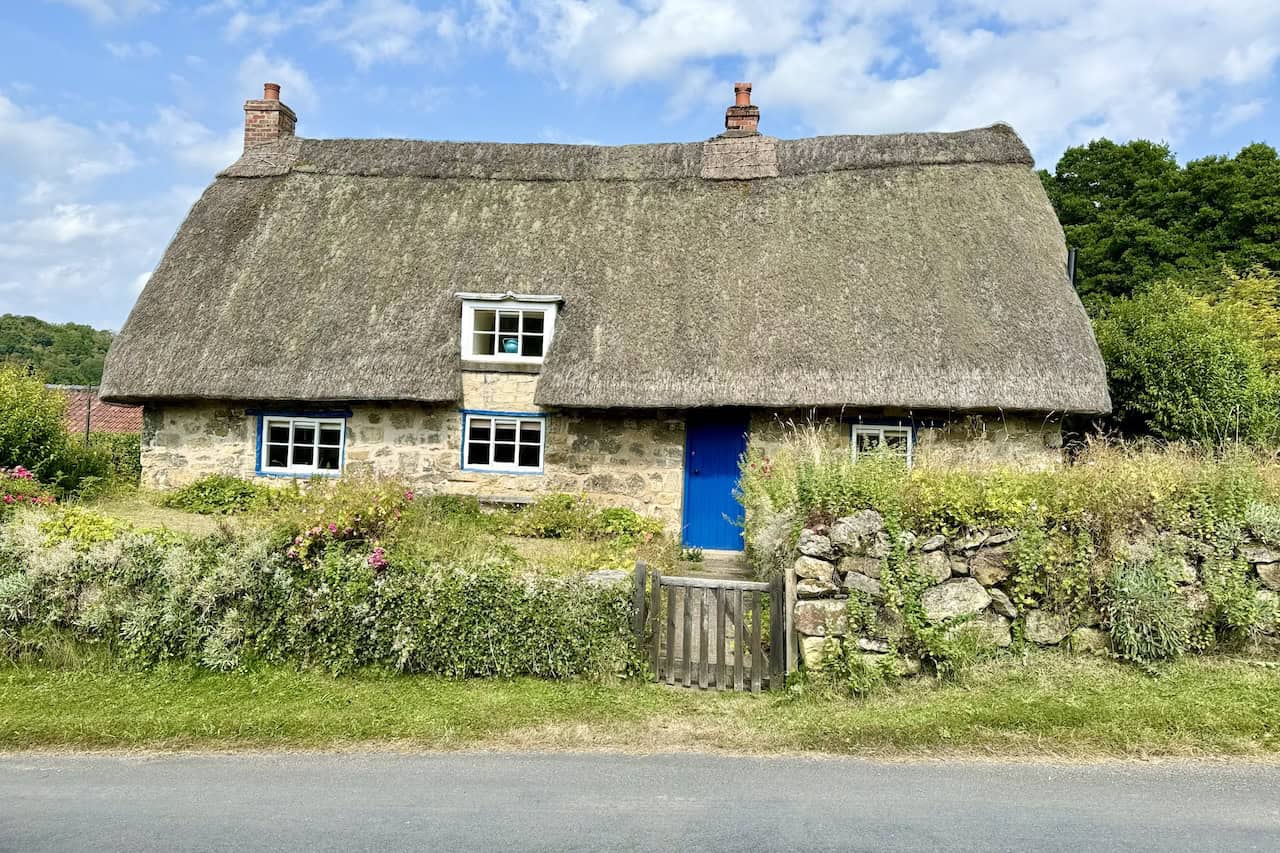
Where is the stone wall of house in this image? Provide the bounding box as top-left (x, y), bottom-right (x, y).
top-left (748, 412), bottom-right (1062, 469)
top-left (140, 374), bottom-right (687, 527)
top-left (791, 510), bottom-right (1280, 672)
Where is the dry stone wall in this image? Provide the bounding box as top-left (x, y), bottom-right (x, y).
top-left (792, 511), bottom-right (1280, 671)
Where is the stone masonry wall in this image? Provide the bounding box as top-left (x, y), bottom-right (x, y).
top-left (791, 511), bottom-right (1280, 672)
top-left (140, 371), bottom-right (687, 527)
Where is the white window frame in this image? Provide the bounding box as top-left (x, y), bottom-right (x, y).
top-left (260, 416), bottom-right (346, 476)
top-left (851, 423), bottom-right (913, 468)
top-left (460, 297), bottom-right (558, 364)
top-left (462, 412), bottom-right (547, 473)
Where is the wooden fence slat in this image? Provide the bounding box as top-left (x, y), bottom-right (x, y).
top-left (657, 575), bottom-right (771, 591)
top-left (665, 583), bottom-right (677, 685)
top-left (750, 590), bottom-right (763, 694)
top-left (733, 588), bottom-right (745, 691)
top-left (698, 588), bottom-right (709, 689)
top-left (631, 561), bottom-right (648, 644)
top-left (769, 577), bottom-right (785, 689)
top-left (714, 586), bottom-right (726, 690)
top-left (648, 568), bottom-right (662, 678)
top-left (682, 587), bottom-right (694, 687)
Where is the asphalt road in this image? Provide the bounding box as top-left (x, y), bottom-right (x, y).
top-left (2, 752), bottom-right (1278, 852)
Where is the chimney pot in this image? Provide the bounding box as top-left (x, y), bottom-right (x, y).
top-left (263, 82), bottom-right (281, 100)
top-left (734, 82), bottom-right (752, 107)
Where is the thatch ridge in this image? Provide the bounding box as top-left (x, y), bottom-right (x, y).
top-left (103, 124), bottom-right (1109, 414)
top-left (217, 124), bottom-right (1033, 182)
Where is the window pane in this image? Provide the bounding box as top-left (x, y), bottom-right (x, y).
top-left (518, 444), bottom-right (541, 468)
top-left (519, 422), bottom-right (542, 444)
top-left (473, 309), bottom-right (496, 332)
top-left (293, 424), bottom-right (316, 446)
top-left (473, 332), bottom-right (496, 356)
top-left (468, 418), bottom-right (492, 442)
top-left (498, 312), bottom-right (519, 333)
top-left (494, 443), bottom-right (516, 464)
top-left (521, 334), bottom-right (543, 357)
top-left (495, 422), bottom-right (517, 443)
top-left (267, 444), bottom-right (288, 468)
top-left (523, 312), bottom-right (545, 334)
top-left (467, 442), bottom-right (490, 466)
top-left (267, 423), bottom-right (290, 443)
top-left (319, 426), bottom-right (342, 446)
top-left (292, 444), bottom-right (314, 466)
top-left (855, 432), bottom-right (880, 453)
top-left (317, 446), bottom-right (340, 470)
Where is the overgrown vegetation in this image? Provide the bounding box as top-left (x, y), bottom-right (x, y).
top-left (0, 364), bottom-right (139, 497)
top-left (741, 424), bottom-right (1280, 681)
top-left (160, 474), bottom-right (294, 515)
top-left (0, 481), bottom-right (686, 680)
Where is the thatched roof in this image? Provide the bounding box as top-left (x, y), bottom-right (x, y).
top-left (101, 124), bottom-right (1110, 414)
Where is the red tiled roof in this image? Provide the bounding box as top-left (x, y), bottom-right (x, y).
top-left (54, 386), bottom-right (143, 434)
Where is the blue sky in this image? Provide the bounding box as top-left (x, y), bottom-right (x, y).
top-left (3, 0), bottom-right (1279, 329)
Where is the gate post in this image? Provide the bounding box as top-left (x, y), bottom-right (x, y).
top-left (631, 561), bottom-right (648, 647)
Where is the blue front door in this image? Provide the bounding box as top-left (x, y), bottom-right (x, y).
top-left (682, 412), bottom-right (749, 550)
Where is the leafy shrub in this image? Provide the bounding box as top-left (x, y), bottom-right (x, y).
top-left (83, 433), bottom-right (141, 484)
top-left (38, 507), bottom-right (129, 550)
top-left (1094, 280), bottom-right (1280, 446)
top-left (0, 364), bottom-right (69, 480)
top-left (594, 506), bottom-right (663, 540)
top-left (0, 513), bottom-right (637, 679)
top-left (507, 494), bottom-right (596, 538)
top-left (161, 474), bottom-right (285, 515)
top-left (1102, 558), bottom-right (1192, 664)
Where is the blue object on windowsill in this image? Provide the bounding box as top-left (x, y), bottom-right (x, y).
top-left (501, 337), bottom-right (519, 354)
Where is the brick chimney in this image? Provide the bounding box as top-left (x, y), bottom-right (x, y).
top-left (243, 82), bottom-right (296, 149)
top-left (724, 82), bottom-right (759, 134)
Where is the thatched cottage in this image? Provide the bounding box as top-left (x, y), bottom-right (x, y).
top-left (101, 83), bottom-right (1110, 550)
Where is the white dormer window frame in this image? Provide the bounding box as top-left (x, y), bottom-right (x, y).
top-left (458, 294), bottom-right (560, 365)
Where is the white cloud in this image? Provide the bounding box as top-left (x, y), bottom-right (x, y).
top-left (105, 40), bottom-right (160, 58)
top-left (142, 107), bottom-right (243, 173)
top-left (495, 0), bottom-right (1280, 163)
top-left (0, 94), bottom-right (136, 201)
top-left (1214, 99), bottom-right (1266, 132)
top-left (52, 0), bottom-right (162, 23)
top-left (329, 0), bottom-right (462, 67)
top-left (0, 189), bottom-right (197, 327)
top-left (237, 50), bottom-right (317, 110)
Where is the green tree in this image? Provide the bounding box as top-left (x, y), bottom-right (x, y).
top-left (1094, 279), bottom-right (1280, 445)
top-left (1041, 140), bottom-right (1280, 310)
top-left (0, 364), bottom-right (69, 477)
top-left (0, 314), bottom-right (114, 385)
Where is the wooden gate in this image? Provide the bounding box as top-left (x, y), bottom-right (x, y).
top-left (631, 562), bottom-right (785, 692)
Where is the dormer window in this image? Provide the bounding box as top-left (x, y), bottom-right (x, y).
top-left (458, 294), bottom-right (560, 365)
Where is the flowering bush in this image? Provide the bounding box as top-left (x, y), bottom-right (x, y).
top-left (277, 478), bottom-right (416, 565)
top-left (0, 467), bottom-right (56, 516)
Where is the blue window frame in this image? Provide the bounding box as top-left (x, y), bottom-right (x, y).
top-left (460, 410), bottom-right (546, 474)
top-left (254, 412), bottom-right (349, 477)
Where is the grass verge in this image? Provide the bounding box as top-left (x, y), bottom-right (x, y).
top-left (2, 652), bottom-right (1276, 757)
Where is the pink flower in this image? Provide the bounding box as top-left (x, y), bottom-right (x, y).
top-left (404, 489), bottom-right (415, 502)
top-left (367, 547), bottom-right (388, 570)
top-left (286, 547), bottom-right (299, 559)
top-left (328, 522), bottom-right (338, 534)
top-left (2, 495), bottom-right (13, 505)
top-left (294, 535), bottom-right (304, 546)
